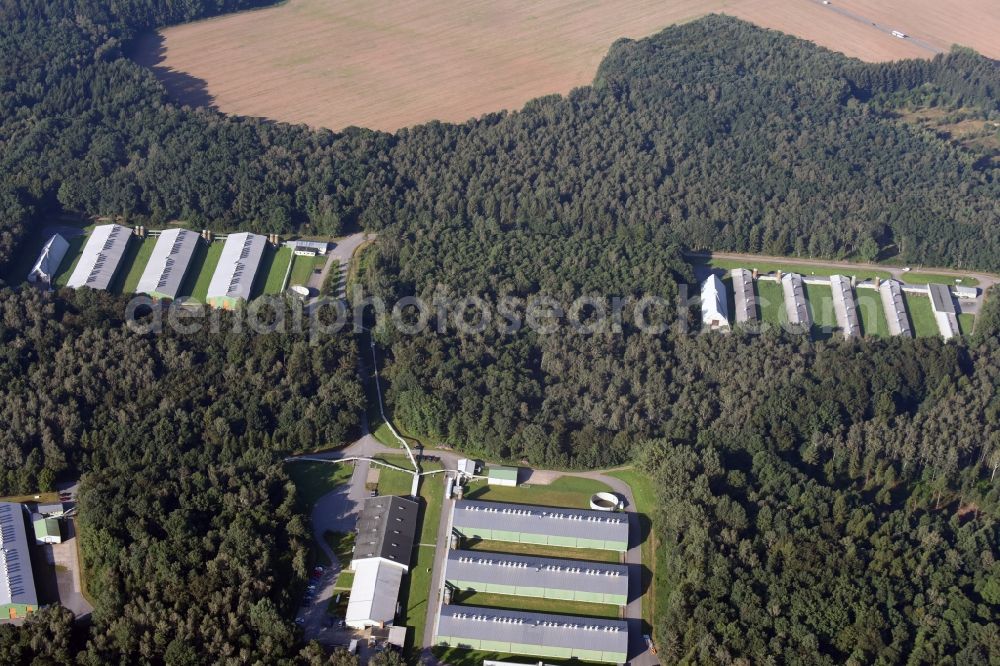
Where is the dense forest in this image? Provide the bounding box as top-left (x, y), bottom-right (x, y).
top-left (0, 287), bottom-right (365, 663)
top-left (1, 0), bottom-right (1000, 662)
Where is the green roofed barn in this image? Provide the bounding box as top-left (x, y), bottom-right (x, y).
top-left (487, 466), bottom-right (519, 487)
top-left (436, 605), bottom-right (628, 664)
top-left (453, 500), bottom-right (629, 552)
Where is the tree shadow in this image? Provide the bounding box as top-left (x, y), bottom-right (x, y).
top-left (129, 31), bottom-right (216, 110)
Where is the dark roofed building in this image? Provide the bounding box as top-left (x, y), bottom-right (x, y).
top-left (352, 495), bottom-right (419, 568)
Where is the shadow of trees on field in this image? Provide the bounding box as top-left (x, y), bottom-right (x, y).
top-left (129, 31), bottom-right (216, 110)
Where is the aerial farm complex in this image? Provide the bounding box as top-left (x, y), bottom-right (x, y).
top-left (27, 224), bottom-right (329, 306)
top-left (435, 498), bottom-right (632, 663)
top-left (699, 266), bottom-right (980, 340)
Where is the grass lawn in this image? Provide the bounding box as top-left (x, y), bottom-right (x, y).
top-left (464, 476), bottom-right (612, 509)
top-left (333, 570), bottom-right (354, 591)
top-left (855, 288), bottom-right (889, 338)
top-left (958, 313), bottom-right (976, 336)
top-left (284, 460), bottom-right (352, 513)
top-left (53, 235), bottom-right (88, 287)
top-left (463, 539), bottom-right (621, 564)
top-left (755, 279), bottom-right (785, 327)
top-left (608, 469), bottom-right (658, 635)
top-left (804, 283), bottom-right (838, 340)
top-left (371, 458), bottom-right (416, 497)
top-left (903, 272), bottom-right (979, 287)
top-left (0, 491), bottom-right (59, 504)
top-left (904, 293), bottom-right (941, 338)
top-left (431, 646), bottom-right (607, 666)
top-left (451, 590), bottom-right (620, 620)
top-left (178, 240), bottom-right (222, 302)
top-left (289, 253), bottom-right (324, 287)
top-left (116, 236), bottom-right (158, 294)
top-left (398, 461), bottom-right (445, 654)
top-left (693, 256), bottom-right (892, 281)
top-left (259, 245), bottom-right (293, 295)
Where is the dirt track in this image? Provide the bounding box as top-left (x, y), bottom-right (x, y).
top-left (134, 0), bottom-right (1000, 132)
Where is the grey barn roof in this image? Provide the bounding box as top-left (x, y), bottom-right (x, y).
top-left (206, 232), bottom-right (267, 302)
top-left (136, 229), bottom-right (200, 298)
top-left (453, 500), bottom-right (628, 544)
top-left (879, 280), bottom-right (912, 337)
top-left (446, 550), bottom-right (628, 598)
top-left (732, 269), bottom-right (756, 324)
top-left (353, 495), bottom-right (419, 568)
top-left (830, 275), bottom-right (861, 339)
top-left (781, 273), bottom-right (811, 327)
top-left (67, 224), bottom-right (132, 290)
top-left (437, 605), bottom-right (628, 654)
top-left (0, 502), bottom-right (38, 608)
top-left (927, 283), bottom-right (956, 314)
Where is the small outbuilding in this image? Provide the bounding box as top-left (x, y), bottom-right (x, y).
top-left (487, 466), bottom-right (519, 487)
top-left (31, 514), bottom-right (61, 545)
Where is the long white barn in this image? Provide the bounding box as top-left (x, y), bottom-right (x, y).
top-left (67, 224), bottom-right (132, 290)
top-left (136, 229), bottom-right (200, 300)
top-left (205, 233), bottom-right (268, 308)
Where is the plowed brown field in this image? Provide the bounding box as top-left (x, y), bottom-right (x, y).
top-left (132, 0), bottom-right (1000, 132)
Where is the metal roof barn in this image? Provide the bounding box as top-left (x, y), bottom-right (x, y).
top-left (0, 502), bottom-right (38, 619)
top-left (67, 224), bottom-right (132, 290)
top-left (345, 558), bottom-right (404, 628)
top-left (136, 229), bottom-right (200, 299)
top-left (731, 268), bottom-right (756, 324)
top-left (700, 274), bottom-right (730, 330)
top-left (436, 605), bottom-right (628, 663)
top-left (781, 273), bottom-right (811, 329)
top-left (453, 500), bottom-right (628, 552)
top-left (352, 495), bottom-right (419, 567)
top-left (27, 234), bottom-right (69, 284)
top-left (879, 280), bottom-right (912, 337)
top-left (446, 550), bottom-right (628, 605)
top-left (927, 283), bottom-right (959, 340)
top-left (829, 275), bottom-right (861, 339)
top-left (206, 232), bottom-right (267, 308)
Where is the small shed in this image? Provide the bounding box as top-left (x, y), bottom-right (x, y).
top-left (366, 467), bottom-right (381, 490)
top-left (32, 514), bottom-right (61, 545)
top-left (387, 625), bottom-right (407, 648)
top-left (457, 459), bottom-right (477, 478)
top-left (36, 502), bottom-right (64, 517)
top-left (487, 466), bottom-right (519, 487)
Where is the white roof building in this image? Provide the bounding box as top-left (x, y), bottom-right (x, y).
top-left (285, 239), bottom-right (329, 255)
top-left (67, 224), bottom-right (132, 290)
top-left (205, 233), bottom-right (268, 307)
top-left (135, 229), bottom-right (200, 299)
top-left (27, 234), bottom-right (69, 284)
top-left (345, 558), bottom-right (405, 628)
top-left (700, 274), bottom-right (730, 331)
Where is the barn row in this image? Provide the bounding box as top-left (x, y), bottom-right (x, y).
top-left (28, 225), bottom-right (328, 308)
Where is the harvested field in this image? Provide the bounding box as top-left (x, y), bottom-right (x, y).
top-left (133, 0), bottom-right (1000, 132)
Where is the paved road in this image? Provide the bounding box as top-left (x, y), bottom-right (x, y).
top-left (308, 231), bottom-right (371, 300)
top-left (806, 0), bottom-right (943, 55)
top-left (300, 458), bottom-right (370, 644)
